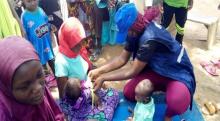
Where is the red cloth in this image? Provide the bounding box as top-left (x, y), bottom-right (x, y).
top-left (131, 6), bottom-right (160, 32)
top-left (58, 17), bottom-right (92, 68)
top-left (0, 36), bottom-right (64, 121)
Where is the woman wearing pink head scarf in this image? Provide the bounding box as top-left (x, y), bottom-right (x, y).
top-left (0, 36), bottom-right (64, 121)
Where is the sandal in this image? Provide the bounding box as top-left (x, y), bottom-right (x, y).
top-left (89, 48), bottom-right (102, 62)
top-left (211, 59), bottom-right (220, 69)
top-left (90, 54), bottom-right (98, 62)
top-left (200, 61), bottom-right (219, 76)
top-left (202, 102), bottom-right (219, 115)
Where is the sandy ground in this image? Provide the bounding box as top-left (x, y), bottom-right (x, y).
top-left (51, 0), bottom-right (220, 120)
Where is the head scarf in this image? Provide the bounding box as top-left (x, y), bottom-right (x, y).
top-left (131, 6), bottom-right (160, 32)
top-left (0, 36), bottom-right (64, 121)
top-left (114, 3), bottom-right (138, 44)
top-left (58, 17), bottom-right (92, 68)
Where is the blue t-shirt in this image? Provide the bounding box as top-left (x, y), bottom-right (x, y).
top-left (55, 53), bottom-right (89, 80)
top-left (21, 7), bottom-right (54, 65)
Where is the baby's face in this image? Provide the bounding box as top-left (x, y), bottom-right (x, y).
top-left (135, 86), bottom-right (148, 102)
top-left (135, 79), bottom-right (153, 102)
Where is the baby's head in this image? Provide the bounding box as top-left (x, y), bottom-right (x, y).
top-left (65, 78), bottom-right (81, 101)
top-left (135, 79), bottom-right (154, 103)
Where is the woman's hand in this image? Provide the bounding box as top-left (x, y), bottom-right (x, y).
top-left (93, 76), bottom-right (105, 91)
top-left (108, 0), bottom-right (116, 8)
top-left (51, 24), bottom-right (57, 33)
top-left (93, 94), bottom-right (101, 107)
top-left (88, 69), bottom-right (102, 81)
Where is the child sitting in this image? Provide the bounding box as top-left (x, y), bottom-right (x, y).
top-left (55, 17), bottom-right (93, 98)
top-left (61, 78), bottom-right (119, 121)
top-left (128, 79), bottom-right (155, 121)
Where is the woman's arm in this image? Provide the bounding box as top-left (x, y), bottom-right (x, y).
top-left (57, 77), bottom-right (68, 98)
top-left (88, 49), bottom-right (131, 80)
top-left (93, 58), bottom-right (147, 91)
top-left (99, 49), bottom-right (131, 73)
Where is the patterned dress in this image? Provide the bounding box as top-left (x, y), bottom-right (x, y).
top-left (67, 0), bottom-right (95, 37)
top-left (60, 81), bottom-right (119, 121)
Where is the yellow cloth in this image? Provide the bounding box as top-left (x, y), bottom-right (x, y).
top-left (164, 0), bottom-right (188, 8)
top-left (0, 0), bottom-right (21, 39)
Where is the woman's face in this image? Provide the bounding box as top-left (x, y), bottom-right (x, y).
top-left (71, 40), bottom-right (85, 54)
top-left (23, 0), bottom-right (38, 11)
top-left (12, 60), bottom-right (45, 105)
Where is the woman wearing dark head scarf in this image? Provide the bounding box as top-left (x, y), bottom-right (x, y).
top-left (0, 36), bottom-right (64, 121)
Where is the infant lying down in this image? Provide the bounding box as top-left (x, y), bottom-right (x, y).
top-left (60, 78), bottom-right (119, 121)
top-left (127, 79), bottom-right (155, 121)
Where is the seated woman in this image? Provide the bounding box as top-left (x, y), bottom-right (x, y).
top-left (61, 78), bottom-right (119, 121)
top-left (89, 3), bottom-right (196, 121)
top-left (55, 17), bottom-right (119, 120)
top-left (0, 36), bottom-right (64, 121)
top-left (55, 17), bottom-right (93, 98)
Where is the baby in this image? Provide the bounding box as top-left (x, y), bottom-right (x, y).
top-left (61, 78), bottom-right (119, 121)
top-left (65, 78), bottom-right (81, 101)
top-left (128, 79), bottom-right (155, 121)
top-left (64, 78), bottom-right (99, 109)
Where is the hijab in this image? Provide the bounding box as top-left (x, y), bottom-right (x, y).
top-left (131, 6), bottom-right (160, 33)
top-left (58, 17), bottom-right (92, 68)
top-left (0, 36), bottom-right (64, 121)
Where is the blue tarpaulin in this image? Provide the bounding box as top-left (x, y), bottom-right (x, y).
top-left (113, 92), bottom-right (204, 121)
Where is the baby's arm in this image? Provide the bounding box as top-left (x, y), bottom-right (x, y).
top-left (126, 107), bottom-right (134, 121)
top-left (126, 117), bottom-right (133, 121)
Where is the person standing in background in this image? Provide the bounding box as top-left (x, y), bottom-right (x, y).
top-left (39, 0), bottom-right (64, 44)
top-left (161, 0), bottom-right (193, 44)
top-left (0, 0), bottom-right (23, 39)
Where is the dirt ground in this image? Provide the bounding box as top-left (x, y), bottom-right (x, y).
top-left (51, 0), bottom-right (220, 121)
